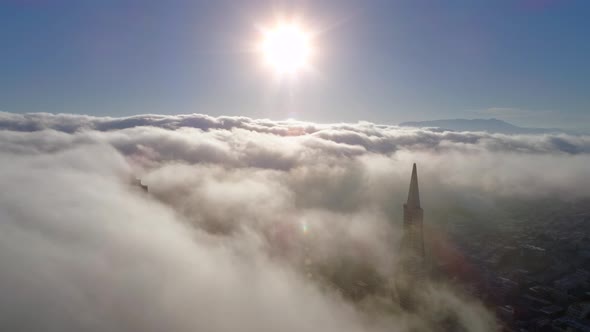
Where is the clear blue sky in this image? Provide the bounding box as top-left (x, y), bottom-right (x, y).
top-left (1, 0), bottom-right (589, 128)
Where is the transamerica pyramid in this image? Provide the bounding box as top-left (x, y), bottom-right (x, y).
top-left (401, 163), bottom-right (425, 278)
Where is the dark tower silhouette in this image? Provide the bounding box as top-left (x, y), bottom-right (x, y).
top-left (401, 163), bottom-right (425, 277)
top-left (396, 163), bottom-right (426, 309)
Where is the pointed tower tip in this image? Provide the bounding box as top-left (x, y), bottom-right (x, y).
top-left (406, 163), bottom-right (420, 208)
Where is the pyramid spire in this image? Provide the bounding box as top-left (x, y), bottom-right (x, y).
top-left (406, 163), bottom-right (420, 208)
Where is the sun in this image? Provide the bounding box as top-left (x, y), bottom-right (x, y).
top-left (259, 22), bottom-right (313, 76)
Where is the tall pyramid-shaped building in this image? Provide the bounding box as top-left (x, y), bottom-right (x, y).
top-left (401, 163), bottom-right (425, 279)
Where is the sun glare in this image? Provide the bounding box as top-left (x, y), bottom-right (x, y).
top-left (259, 22), bottom-right (313, 76)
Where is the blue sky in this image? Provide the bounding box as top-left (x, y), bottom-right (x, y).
top-left (1, 0), bottom-right (588, 128)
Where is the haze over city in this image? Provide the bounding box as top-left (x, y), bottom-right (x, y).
top-left (1, 1), bottom-right (590, 332)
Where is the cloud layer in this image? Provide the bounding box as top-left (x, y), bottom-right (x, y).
top-left (2, 112), bottom-right (590, 331)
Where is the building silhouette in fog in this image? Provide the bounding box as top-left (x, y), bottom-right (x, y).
top-left (396, 163), bottom-right (426, 309)
top-left (401, 163), bottom-right (426, 279)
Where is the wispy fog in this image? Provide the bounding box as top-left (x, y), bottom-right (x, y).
top-left (2, 112), bottom-right (589, 331)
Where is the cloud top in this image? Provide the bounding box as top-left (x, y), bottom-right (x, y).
top-left (1, 112), bottom-right (589, 331)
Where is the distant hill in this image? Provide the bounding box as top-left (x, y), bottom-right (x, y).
top-left (399, 118), bottom-right (561, 134)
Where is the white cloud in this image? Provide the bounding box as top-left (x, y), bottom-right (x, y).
top-left (2, 112), bottom-right (590, 331)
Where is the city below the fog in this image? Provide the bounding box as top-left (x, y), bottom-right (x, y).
top-left (400, 121), bottom-right (590, 331)
top-left (432, 193), bottom-right (590, 331)
top-left (293, 158), bottom-right (590, 332)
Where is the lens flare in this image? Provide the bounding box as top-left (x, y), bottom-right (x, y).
top-left (301, 220), bottom-right (309, 234)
